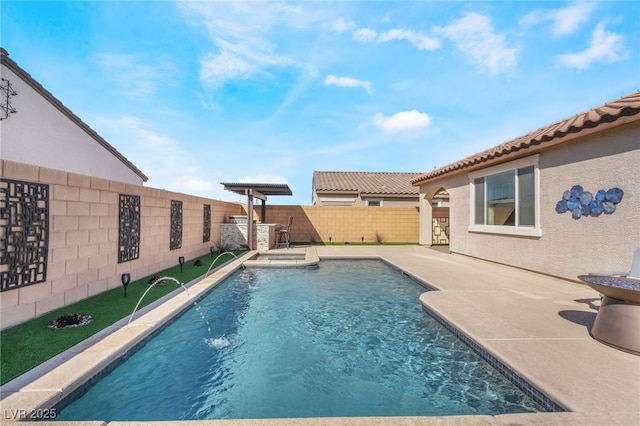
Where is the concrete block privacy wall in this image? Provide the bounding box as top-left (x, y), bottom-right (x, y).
top-left (0, 160), bottom-right (243, 329)
top-left (262, 205), bottom-right (419, 244)
top-left (1, 159), bottom-right (421, 329)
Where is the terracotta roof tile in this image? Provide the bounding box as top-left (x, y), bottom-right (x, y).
top-left (411, 91), bottom-right (640, 186)
top-left (313, 171), bottom-right (421, 195)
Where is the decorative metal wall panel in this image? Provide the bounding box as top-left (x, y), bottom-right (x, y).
top-left (170, 200), bottom-right (183, 250)
top-left (118, 194), bottom-right (140, 263)
top-left (203, 204), bottom-right (211, 242)
top-left (1, 78), bottom-right (18, 120)
top-left (0, 179), bottom-right (49, 291)
top-left (432, 217), bottom-right (450, 245)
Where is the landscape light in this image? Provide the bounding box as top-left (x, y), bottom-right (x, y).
top-left (121, 273), bottom-right (131, 297)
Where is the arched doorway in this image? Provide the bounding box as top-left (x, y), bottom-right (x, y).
top-left (420, 186), bottom-right (450, 247)
top-left (431, 187), bottom-right (450, 246)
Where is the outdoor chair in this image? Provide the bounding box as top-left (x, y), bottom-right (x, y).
top-left (275, 216), bottom-right (293, 249)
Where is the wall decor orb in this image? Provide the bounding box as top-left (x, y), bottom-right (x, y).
top-left (556, 185), bottom-right (623, 219)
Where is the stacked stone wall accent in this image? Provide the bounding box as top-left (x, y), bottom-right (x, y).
top-left (220, 223), bottom-right (275, 252)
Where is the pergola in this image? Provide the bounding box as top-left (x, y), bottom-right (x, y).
top-left (221, 182), bottom-right (293, 250)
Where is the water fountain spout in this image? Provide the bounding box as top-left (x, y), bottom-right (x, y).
top-left (205, 251), bottom-right (239, 278)
top-left (127, 277), bottom-right (190, 326)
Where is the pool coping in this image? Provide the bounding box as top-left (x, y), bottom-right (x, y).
top-left (1, 246), bottom-right (638, 425)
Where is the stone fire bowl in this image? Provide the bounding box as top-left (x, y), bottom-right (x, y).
top-left (578, 275), bottom-right (640, 355)
top-left (578, 275), bottom-right (640, 303)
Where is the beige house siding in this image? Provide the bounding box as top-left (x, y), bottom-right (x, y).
top-left (0, 160), bottom-right (242, 330)
top-left (314, 193), bottom-right (418, 207)
top-left (417, 122), bottom-right (640, 281)
top-left (262, 205), bottom-right (419, 244)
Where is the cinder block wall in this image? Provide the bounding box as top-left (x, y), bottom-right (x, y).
top-left (1, 160), bottom-right (242, 329)
top-left (262, 205), bottom-right (419, 244)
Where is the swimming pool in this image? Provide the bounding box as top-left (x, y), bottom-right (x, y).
top-left (56, 260), bottom-right (546, 421)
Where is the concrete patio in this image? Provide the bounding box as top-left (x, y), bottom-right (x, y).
top-left (3, 245), bottom-right (639, 425)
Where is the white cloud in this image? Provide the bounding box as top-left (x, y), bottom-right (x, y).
top-left (370, 110), bottom-right (432, 134)
top-left (520, 2), bottom-right (596, 36)
top-left (556, 22), bottom-right (625, 69)
top-left (519, 10), bottom-right (543, 32)
top-left (352, 27), bottom-right (378, 43)
top-left (352, 27), bottom-right (440, 51)
top-left (180, 2), bottom-right (315, 90)
top-left (438, 13), bottom-right (518, 75)
top-left (332, 17), bottom-right (356, 34)
top-left (199, 50), bottom-right (254, 88)
top-left (324, 75), bottom-right (373, 93)
top-left (551, 2), bottom-right (596, 35)
top-left (377, 29), bottom-right (441, 51)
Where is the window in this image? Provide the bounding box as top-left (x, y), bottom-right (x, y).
top-left (366, 199), bottom-right (383, 206)
top-left (469, 155), bottom-right (541, 237)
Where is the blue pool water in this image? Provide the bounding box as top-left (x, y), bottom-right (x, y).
top-left (57, 260), bottom-right (545, 420)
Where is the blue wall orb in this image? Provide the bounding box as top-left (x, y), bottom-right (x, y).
top-left (603, 201), bottom-right (616, 214)
top-left (589, 200), bottom-right (604, 215)
top-left (579, 191), bottom-right (593, 206)
top-left (555, 200), bottom-right (568, 213)
top-left (557, 185), bottom-right (623, 219)
top-left (570, 185), bottom-right (584, 198)
top-left (605, 187), bottom-right (624, 204)
top-left (566, 200), bottom-right (580, 210)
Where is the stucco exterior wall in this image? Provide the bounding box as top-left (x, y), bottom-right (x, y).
top-left (313, 193), bottom-right (418, 207)
top-left (0, 64), bottom-right (144, 185)
top-left (263, 205), bottom-right (419, 244)
top-left (0, 160), bottom-right (242, 329)
top-left (420, 122), bottom-right (640, 281)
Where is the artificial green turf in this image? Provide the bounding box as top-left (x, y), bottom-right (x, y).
top-left (0, 251), bottom-right (243, 385)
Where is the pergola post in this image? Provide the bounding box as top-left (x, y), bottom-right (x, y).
top-left (246, 190), bottom-right (254, 250)
top-left (245, 188), bottom-right (266, 250)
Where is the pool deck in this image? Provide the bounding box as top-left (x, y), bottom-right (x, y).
top-left (2, 245), bottom-right (639, 425)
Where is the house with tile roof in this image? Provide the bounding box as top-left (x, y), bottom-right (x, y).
top-left (411, 90), bottom-right (640, 281)
top-left (0, 48), bottom-right (147, 184)
top-left (312, 171), bottom-right (424, 207)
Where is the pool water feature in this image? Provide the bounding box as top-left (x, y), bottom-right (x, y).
top-left (56, 260), bottom-right (546, 421)
top-left (127, 276), bottom-right (189, 326)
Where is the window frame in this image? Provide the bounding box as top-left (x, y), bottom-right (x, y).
top-left (468, 155), bottom-right (542, 237)
top-left (366, 198), bottom-right (383, 207)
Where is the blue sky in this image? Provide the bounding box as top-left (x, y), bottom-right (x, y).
top-left (2, 1), bottom-right (638, 204)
